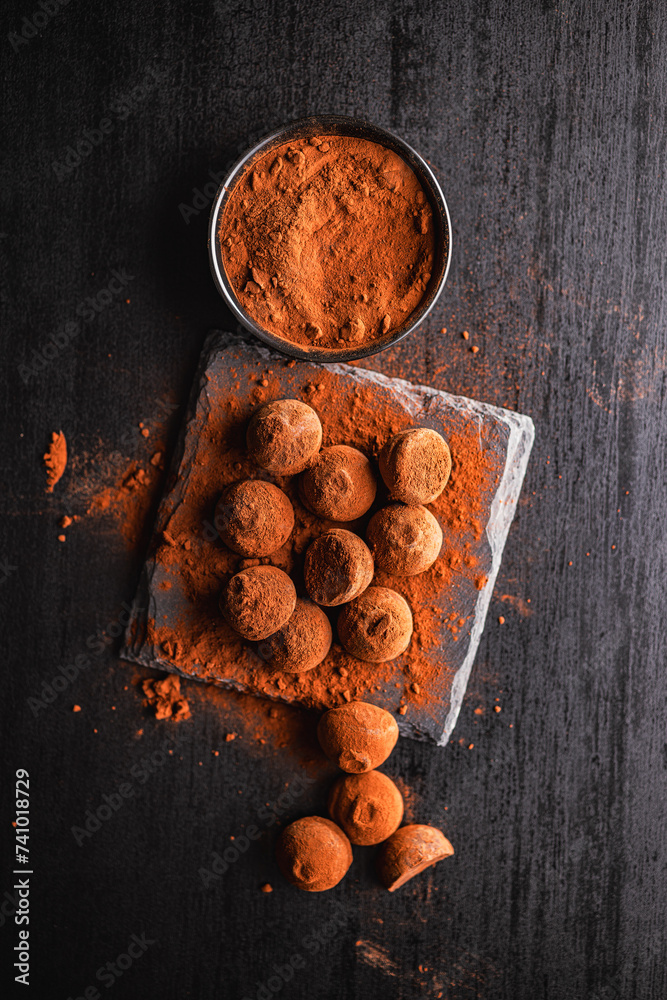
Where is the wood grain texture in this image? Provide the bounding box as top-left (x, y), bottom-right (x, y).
top-left (2, 1), bottom-right (666, 997)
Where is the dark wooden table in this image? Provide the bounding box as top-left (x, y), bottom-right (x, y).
top-left (3, 2), bottom-right (666, 997)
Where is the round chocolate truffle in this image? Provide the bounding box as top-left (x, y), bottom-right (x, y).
top-left (367, 504), bottom-right (442, 576)
top-left (379, 427), bottom-right (452, 505)
top-left (275, 816), bottom-right (353, 892)
top-left (215, 480), bottom-right (294, 557)
top-left (377, 824), bottom-right (454, 892)
top-left (337, 586), bottom-right (413, 662)
top-left (328, 770), bottom-right (404, 846)
top-left (299, 445), bottom-right (377, 522)
top-left (317, 701), bottom-right (399, 773)
top-left (261, 599), bottom-right (333, 673)
top-left (220, 565), bottom-right (296, 641)
top-left (303, 529), bottom-right (374, 606)
top-left (246, 399), bottom-right (323, 475)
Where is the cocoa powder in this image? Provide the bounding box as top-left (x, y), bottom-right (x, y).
top-left (219, 135), bottom-right (435, 351)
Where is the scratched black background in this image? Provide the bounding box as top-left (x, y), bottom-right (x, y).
top-left (2, 2), bottom-right (666, 998)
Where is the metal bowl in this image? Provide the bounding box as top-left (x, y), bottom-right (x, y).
top-left (208, 115), bottom-right (452, 363)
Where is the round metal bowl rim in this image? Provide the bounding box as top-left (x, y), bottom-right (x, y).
top-left (208, 115), bottom-right (452, 363)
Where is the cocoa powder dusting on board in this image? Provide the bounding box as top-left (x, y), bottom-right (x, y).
top-left (220, 135), bottom-right (435, 351)
top-left (140, 363), bottom-right (499, 720)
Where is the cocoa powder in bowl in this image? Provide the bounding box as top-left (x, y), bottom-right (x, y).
top-left (303, 528), bottom-right (374, 606)
top-left (299, 445), bottom-right (376, 521)
top-left (275, 816), bottom-right (353, 892)
top-left (379, 427), bottom-right (452, 505)
top-left (328, 770), bottom-right (404, 846)
top-left (317, 701), bottom-right (399, 773)
top-left (219, 133), bottom-right (436, 352)
top-left (215, 479), bottom-right (294, 556)
top-left (220, 565), bottom-right (296, 640)
top-left (367, 504), bottom-right (442, 576)
top-left (337, 586), bottom-right (413, 663)
top-left (262, 598), bottom-right (332, 673)
top-left (246, 398), bottom-right (322, 475)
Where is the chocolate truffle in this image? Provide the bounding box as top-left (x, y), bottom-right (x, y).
top-left (367, 504), bottom-right (442, 576)
top-left (275, 816), bottom-right (353, 892)
top-left (215, 480), bottom-right (294, 557)
top-left (377, 824), bottom-right (454, 892)
top-left (328, 770), bottom-right (404, 846)
top-left (220, 565), bottom-right (296, 641)
top-left (261, 599), bottom-right (333, 673)
top-left (337, 586), bottom-right (413, 662)
top-left (246, 398), bottom-right (322, 475)
top-left (303, 529), bottom-right (374, 606)
top-left (317, 701), bottom-right (399, 773)
top-left (299, 445), bottom-right (377, 521)
top-left (379, 427), bottom-right (452, 505)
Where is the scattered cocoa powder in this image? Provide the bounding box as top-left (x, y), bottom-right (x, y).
top-left (220, 135), bottom-right (435, 351)
top-left (44, 430), bottom-right (67, 493)
top-left (142, 674), bottom-right (191, 721)
top-left (303, 529), bottom-right (374, 606)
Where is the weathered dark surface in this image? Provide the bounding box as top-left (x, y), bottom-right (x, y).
top-left (2, 2), bottom-right (666, 998)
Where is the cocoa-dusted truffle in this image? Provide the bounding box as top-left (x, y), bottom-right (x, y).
top-left (299, 445), bottom-right (377, 521)
top-left (220, 565), bottom-right (296, 641)
top-left (328, 770), bottom-right (404, 845)
top-left (377, 824), bottom-right (454, 892)
top-left (303, 529), bottom-right (374, 606)
top-left (317, 701), bottom-right (399, 773)
top-left (379, 427), bottom-right (452, 505)
top-left (261, 599), bottom-right (333, 673)
top-left (367, 504), bottom-right (442, 576)
top-left (215, 480), bottom-right (294, 557)
top-left (246, 398), bottom-right (322, 475)
top-left (337, 586), bottom-right (413, 662)
top-left (275, 816), bottom-right (352, 892)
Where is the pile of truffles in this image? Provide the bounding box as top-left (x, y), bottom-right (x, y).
top-left (276, 700), bottom-right (454, 892)
top-left (217, 397), bottom-right (452, 672)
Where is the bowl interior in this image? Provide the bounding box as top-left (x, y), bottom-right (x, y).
top-left (209, 115), bottom-right (451, 362)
